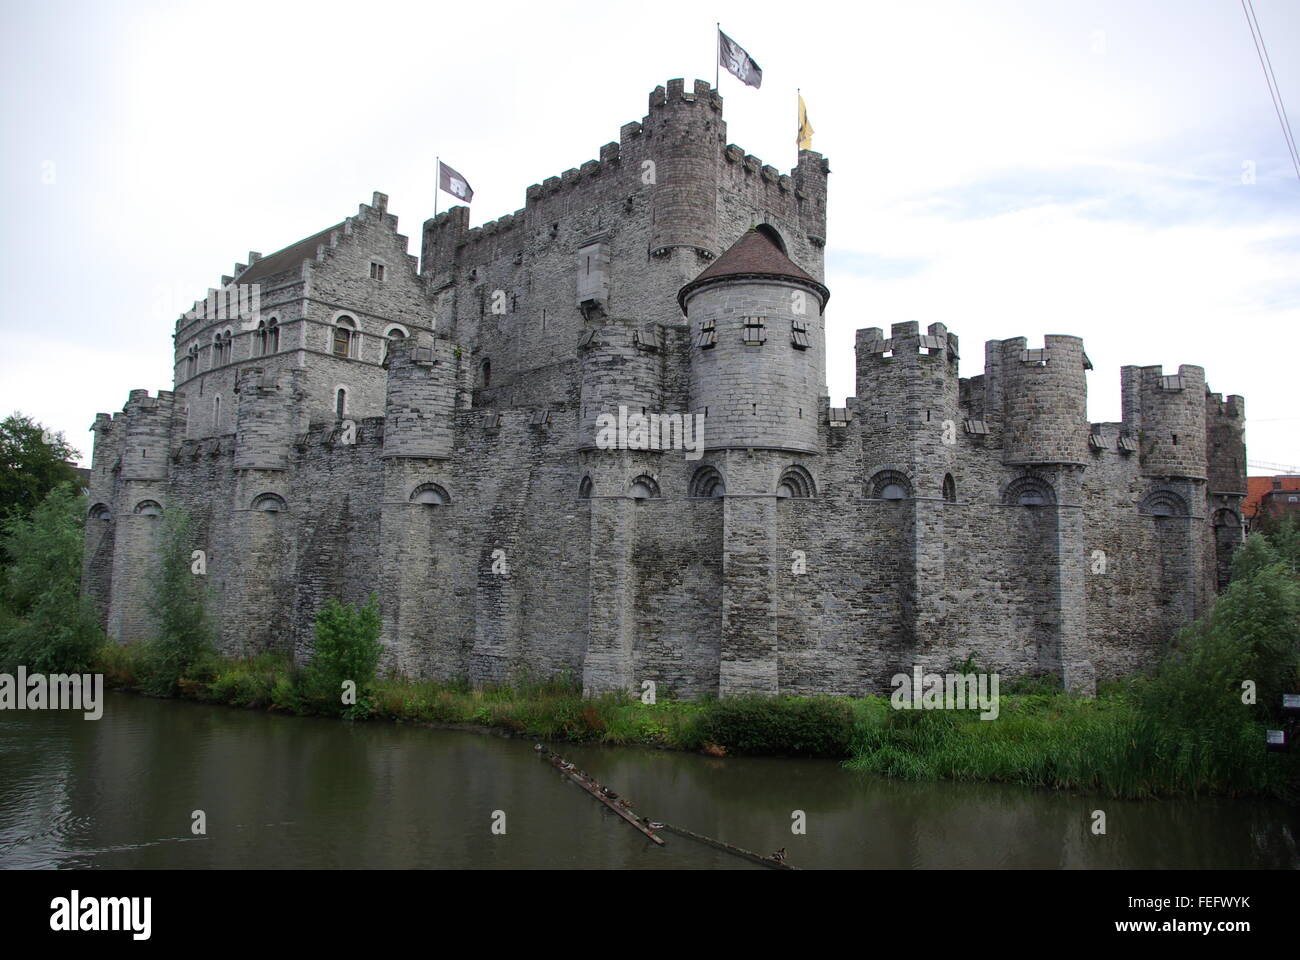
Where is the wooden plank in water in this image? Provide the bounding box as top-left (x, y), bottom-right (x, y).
top-left (658, 822), bottom-right (797, 870)
top-left (540, 749), bottom-right (665, 846)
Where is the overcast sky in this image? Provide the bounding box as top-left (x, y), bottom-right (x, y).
top-left (2, 0), bottom-right (1297, 469)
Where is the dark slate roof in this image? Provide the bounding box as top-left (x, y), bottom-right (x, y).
top-left (678, 228), bottom-right (830, 311)
top-left (236, 222), bottom-right (345, 285)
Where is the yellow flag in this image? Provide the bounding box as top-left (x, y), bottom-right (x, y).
top-left (797, 94), bottom-right (814, 150)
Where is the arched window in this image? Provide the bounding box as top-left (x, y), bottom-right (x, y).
top-left (777, 465), bottom-right (815, 499)
top-left (88, 503), bottom-right (112, 521)
top-left (333, 316), bottom-right (356, 359)
top-left (384, 326), bottom-right (406, 363)
top-left (869, 470), bottom-right (912, 500)
top-left (480, 358), bottom-right (491, 389)
top-left (1003, 476), bottom-right (1056, 506)
top-left (211, 331), bottom-right (223, 368)
top-left (630, 475), bottom-right (660, 499)
top-left (335, 388), bottom-right (347, 419)
top-left (257, 318), bottom-right (280, 355)
top-left (185, 343), bottom-right (199, 378)
top-left (213, 395), bottom-right (222, 429)
top-left (756, 223), bottom-right (787, 254)
top-left (221, 328), bottom-right (233, 364)
top-left (1140, 489), bottom-right (1188, 517)
top-left (410, 483), bottom-right (451, 506)
top-left (252, 493), bottom-right (287, 513)
top-left (134, 500), bottom-right (163, 517)
top-left (578, 476), bottom-right (594, 499)
top-left (690, 465), bottom-right (726, 498)
top-left (942, 474), bottom-right (957, 503)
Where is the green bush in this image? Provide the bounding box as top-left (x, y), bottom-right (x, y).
top-left (695, 694), bottom-right (855, 757)
top-left (301, 595), bottom-right (382, 718)
top-left (139, 508), bottom-right (217, 696)
top-left (0, 484), bottom-right (105, 673)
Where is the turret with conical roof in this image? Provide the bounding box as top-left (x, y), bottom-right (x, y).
top-left (681, 227), bottom-right (828, 454)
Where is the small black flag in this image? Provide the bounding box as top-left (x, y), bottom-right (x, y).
top-left (438, 161), bottom-right (474, 202)
top-left (718, 30), bottom-right (762, 88)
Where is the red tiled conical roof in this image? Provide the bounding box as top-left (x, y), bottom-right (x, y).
top-left (678, 228), bottom-right (829, 311)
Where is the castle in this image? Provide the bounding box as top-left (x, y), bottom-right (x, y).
top-left (81, 78), bottom-right (1249, 698)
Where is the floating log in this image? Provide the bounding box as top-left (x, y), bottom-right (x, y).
top-left (657, 822), bottom-right (797, 870)
top-left (539, 747), bottom-right (665, 846)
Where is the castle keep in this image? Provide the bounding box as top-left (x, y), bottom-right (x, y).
top-left (82, 78), bottom-right (1248, 697)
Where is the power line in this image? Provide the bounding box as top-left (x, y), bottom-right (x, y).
top-left (1242, 0), bottom-right (1300, 182)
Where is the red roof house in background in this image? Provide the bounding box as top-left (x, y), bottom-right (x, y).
top-left (1244, 475), bottom-right (1300, 527)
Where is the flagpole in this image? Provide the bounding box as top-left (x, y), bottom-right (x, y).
top-left (715, 23), bottom-right (720, 90)
top-left (434, 156), bottom-right (440, 218)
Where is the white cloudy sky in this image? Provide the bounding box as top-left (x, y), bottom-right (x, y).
top-left (2, 0), bottom-right (1297, 469)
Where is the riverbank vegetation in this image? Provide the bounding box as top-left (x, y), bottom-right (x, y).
top-left (3, 482), bottom-right (1297, 800)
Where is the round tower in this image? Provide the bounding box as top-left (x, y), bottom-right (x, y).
top-left (233, 368), bottom-right (307, 470)
top-left (855, 321), bottom-right (960, 495)
top-left (680, 228), bottom-right (828, 454)
top-left (995, 335), bottom-right (1089, 465)
top-left (577, 319), bottom-right (664, 452)
top-left (1121, 364), bottom-right (1207, 479)
top-left (120, 389), bottom-right (174, 481)
top-left (647, 79), bottom-right (721, 259)
top-left (382, 337), bottom-right (458, 459)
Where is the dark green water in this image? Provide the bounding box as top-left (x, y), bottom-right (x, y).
top-left (1, 692), bottom-right (1296, 869)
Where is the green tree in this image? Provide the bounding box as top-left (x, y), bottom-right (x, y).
top-left (0, 483), bottom-right (105, 673)
top-left (140, 508), bottom-right (216, 696)
top-left (0, 414), bottom-right (82, 522)
top-left (302, 595), bottom-right (382, 718)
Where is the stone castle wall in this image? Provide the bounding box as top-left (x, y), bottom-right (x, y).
top-left (81, 79), bottom-right (1246, 698)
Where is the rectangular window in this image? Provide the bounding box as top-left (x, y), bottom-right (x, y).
top-left (742, 317), bottom-right (766, 345)
top-left (333, 329), bottom-right (350, 358)
top-left (791, 318), bottom-right (810, 350)
top-left (1161, 375), bottom-right (1184, 391)
top-left (370, 262), bottom-right (385, 281)
top-left (963, 419), bottom-right (989, 436)
top-left (696, 318), bottom-right (717, 348)
top-left (1020, 348), bottom-right (1046, 364)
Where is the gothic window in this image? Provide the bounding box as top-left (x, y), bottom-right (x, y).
top-left (335, 388), bottom-right (347, 419)
top-left (333, 316), bottom-right (356, 359)
top-left (1140, 489), bottom-right (1188, 517)
top-left (777, 465), bottom-right (815, 499)
top-left (480, 359), bottom-right (491, 389)
top-left (629, 475), bottom-right (660, 499)
top-left (578, 476), bottom-right (594, 499)
top-left (942, 473), bottom-right (957, 503)
top-left (252, 493), bottom-right (287, 513)
top-left (384, 326), bottom-right (406, 364)
top-left (410, 483), bottom-right (450, 506)
top-left (689, 465), bottom-right (726, 498)
top-left (1003, 476), bottom-right (1056, 506)
top-left (869, 470), bottom-right (912, 500)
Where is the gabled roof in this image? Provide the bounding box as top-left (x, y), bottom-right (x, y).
top-left (678, 227), bottom-right (830, 311)
top-left (236, 222), bottom-right (345, 285)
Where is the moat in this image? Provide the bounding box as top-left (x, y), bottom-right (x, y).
top-left (1, 693), bottom-right (1296, 869)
